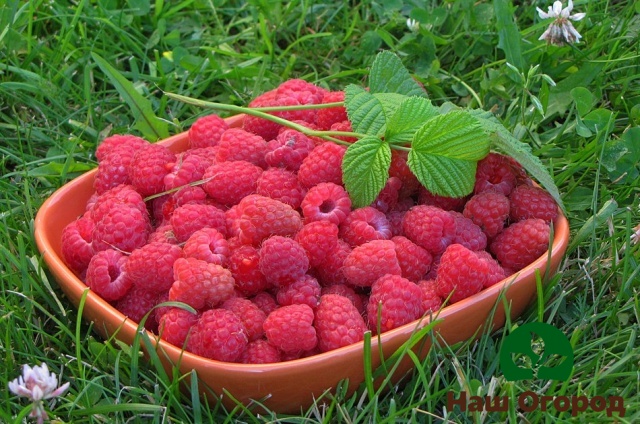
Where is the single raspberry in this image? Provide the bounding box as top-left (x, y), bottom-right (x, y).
top-left (386, 210), bottom-right (407, 237)
top-left (509, 185), bottom-right (558, 223)
top-left (340, 206), bottom-right (392, 247)
top-left (224, 204), bottom-right (241, 238)
top-left (127, 242), bottom-right (183, 292)
top-left (417, 280), bottom-right (443, 313)
top-left (371, 177), bottom-right (402, 214)
top-left (85, 249), bottom-right (132, 301)
top-left (235, 195), bottom-right (303, 245)
top-left (158, 307), bottom-right (199, 347)
top-left (402, 205), bottom-right (457, 255)
top-left (463, 191), bottom-right (510, 239)
top-left (328, 120), bottom-right (357, 143)
top-left (314, 239), bottom-right (351, 286)
top-left (158, 186), bottom-right (209, 224)
top-left (251, 291), bottom-right (278, 316)
top-left (389, 150), bottom-right (420, 198)
top-left (240, 339), bottom-right (281, 364)
top-left (475, 251), bottom-right (507, 288)
top-left (490, 218), bottom-right (550, 271)
top-left (321, 284), bottom-right (365, 315)
top-left (222, 297), bottom-right (267, 341)
top-left (188, 114), bottom-right (229, 148)
top-left (263, 304), bottom-right (318, 353)
top-left (61, 215), bottom-right (94, 276)
top-left (301, 182), bottom-right (352, 225)
top-left (392, 236), bottom-right (433, 282)
top-left (294, 221), bottom-right (339, 267)
top-left (228, 245), bottom-right (271, 296)
top-left (276, 274), bottom-right (322, 308)
top-left (128, 143), bottom-right (176, 197)
top-left (259, 236), bottom-right (309, 286)
top-left (95, 134), bottom-right (148, 162)
top-left (147, 224), bottom-right (178, 244)
top-left (343, 240), bottom-right (402, 287)
top-left (418, 187), bottom-right (467, 212)
top-left (215, 128), bottom-right (268, 168)
top-left (256, 167), bottom-right (306, 209)
top-left (450, 211), bottom-right (488, 251)
top-left (114, 286), bottom-right (162, 331)
top-left (242, 89), bottom-right (282, 141)
top-left (315, 294), bottom-right (367, 352)
top-left (187, 309), bottom-right (248, 362)
top-left (169, 203), bottom-right (226, 243)
top-left (91, 203), bottom-right (150, 253)
top-left (435, 244), bottom-right (487, 304)
top-left (316, 91), bottom-right (347, 130)
top-left (297, 142), bottom-right (346, 188)
top-left (276, 79), bottom-right (327, 105)
top-left (367, 275), bottom-right (424, 333)
top-left (169, 257), bottom-right (235, 310)
top-left (89, 184), bottom-right (147, 223)
top-left (163, 152), bottom-right (212, 190)
top-left (93, 150), bottom-right (136, 194)
top-left (202, 160), bottom-right (262, 206)
top-left (264, 129), bottom-right (315, 171)
top-left (182, 227), bottom-right (228, 266)
top-left (474, 152), bottom-right (518, 196)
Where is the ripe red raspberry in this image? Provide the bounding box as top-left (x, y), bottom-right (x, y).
top-left (215, 128), bottom-right (268, 168)
top-left (343, 240), bottom-right (402, 287)
top-left (474, 152), bottom-right (518, 196)
top-left (276, 274), bottom-right (322, 308)
top-left (509, 185), bottom-right (558, 222)
top-left (188, 114), bottom-right (229, 148)
top-left (259, 236), bottom-right (309, 286)
top-left (294, 220), bottom-right (339, 267)
top-left (392, 236), bottom-right (433, 282)
top-left (389, 150), bottom-right (420, 198)
top-left (329, 121), bottom-right (358, 143)
top-left (202, 160), bottom-right (262, 206)
top-left (222, 297), bottom-right (267, 341)
top-left (435, 244), bottom-right (487, 304)
top-left (263, 304), bottom-right (318, 353)
top-left (463, 191), bottom-right (510, 239)
top-left (386, 210), bottom-right (407, 237)
top-left (371, 177), bottom-right (402, 214)
top-left (257, 167), bottom-right (306, 209)
top-left (85, 249), bottom-right (132, 301)
top-left (163, 152), bottom-right (211, 190)
top-left (402, 205), bottom-right (456, 255)
top-left (276, 79), bottom-right (327, 105)
top-left (93, 150), bottom-right (136, 194)
top-left (240, 339), bottom-right (282, 364)
top-left (251, 291), bottom-right (278, 316)
top-left (242, 89), bottom-right (282, 141)
top-left (418, 187), bottom-right (467, 212)
top-left (301, 182), bottom-right (352, 225)
top-left (95, 134), bottom-right (148, 162)
top-left (89, 184), bottom-right (147, 222)
top-left (61, 215), bottom-right (94, 276)
top-left (264, 129), bottom-right (315, 171)
top-left (183, 228), bottom-right (229, 266)
top-left (367, 274), bottom-right (424, 332)
top-left (126, 242), bottom-right (183, 292)
top-left (297, 142), bottom-right (346, 188)
top-left (187, 309), bottom-right (248, 362)
top-left (475, 251), bottom-right (507, 288)
top-left (169, 203), bottom-right (226, 243)
top-left (114, 286), bottom-right (163, 331)
top-left (450, 211), bottom-right (488, 251)
top-left (169, 257), bottom-right (235, 310)
top-left (128, 143), bottom-right (176, 197)
top-left (235, 195), bottom-right (303, 245)
top-left (147, 224), bottom-right (178, 245)
top-left (228, 245), bottom-right (271, 296)
top-left (340, 206), bottom-right (392, 247)
top-left (315, 294), bottom-right (367, 352)
top-left (316, 91), bottom-right (347, 130)
top-left (92, 203), bottom-right (150, 253)
top-left (417, 280), bottom-right (443, 313)
top-left (321, 284), bottom-right (365, 315)
top-left (158, 307), bottom-right (199, 347)
top-left (490, 218), bottom-right (550, 271)
top-left (314, 239), bottom-right (351, 286)
top-left (157, 186), bottom-right (209, 224)
top-left (184, 146), bottom-right (219, 163)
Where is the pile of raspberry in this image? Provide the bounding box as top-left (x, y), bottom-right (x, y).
top-left (60, 79), bottom-right (559, 364)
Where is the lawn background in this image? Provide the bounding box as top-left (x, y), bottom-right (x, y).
top-left (1, 0), bottom-right (638, 422)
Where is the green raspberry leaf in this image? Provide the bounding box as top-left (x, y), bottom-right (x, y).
top-left (345, 84), bottom-right (386, 136)
top-left (407, 111), bottom-right (490, 197)
top-left (369, 51), bottom-right (427, 97)
top-left (342, 136), bottom-right (392, 208)
top-left (385, 96), bottom-right (439, 145)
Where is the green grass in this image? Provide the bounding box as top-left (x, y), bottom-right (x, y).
top-left (1, 0), bottom-right (639, 422)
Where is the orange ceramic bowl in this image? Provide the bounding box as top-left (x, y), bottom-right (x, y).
top-left (34, 115), bottom-right (570, 414)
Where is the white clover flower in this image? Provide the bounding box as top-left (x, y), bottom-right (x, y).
top-left (8, 363), bottom-right (70, 424)
top-left (537, 0), bottom-right (586, 45)
top-left (406, 18), bottom-right (420, 33)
